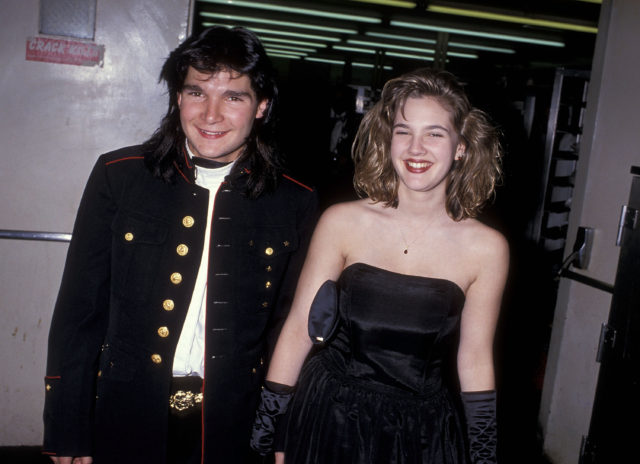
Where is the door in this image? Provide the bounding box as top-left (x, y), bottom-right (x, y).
top-left (581, 166), bottom-right (640, 463)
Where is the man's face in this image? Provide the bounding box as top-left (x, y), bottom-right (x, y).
top-left (177, 67), bottom-right (268, 163)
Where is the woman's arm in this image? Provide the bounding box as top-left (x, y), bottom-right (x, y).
top-left (267, 203), bottom-right (350, 386)
top-left (457, 227), bottom-right (509, 391)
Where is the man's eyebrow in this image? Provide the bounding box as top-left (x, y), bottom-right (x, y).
top-left (223, 90), bottom-right (254, 99)
top-left (182, 84), bottom-right (202, 92)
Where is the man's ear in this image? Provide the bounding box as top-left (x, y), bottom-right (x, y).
top-left (177, 92), bottom-right (182, 108)
top-left (455, 143), bottom-right (466, 161)
top-left (256, 99), bottom-right (268, 119)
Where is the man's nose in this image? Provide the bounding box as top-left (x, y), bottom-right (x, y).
top-left (203, 100), bottom-right (223, 123)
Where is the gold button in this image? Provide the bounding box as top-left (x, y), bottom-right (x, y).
top-left (252, 367), bottom-right (257, 374)
top-left (45, 384), bottom-right (52, 391)
top-left (265, 281), bottom-right (272, 289)
top-left (283, 241), bottom-right (290, 247)
top-left (170, 272), bottom-right (182, 284)
top-left (124, 232), bottom-right (134, 241)
top-left (266, 265), bottom-right (272, 272)
top-left (151, 354), bottom-right (162, 364)
top-left (182, 216), bottom-right (195, 228)
top-left (248, 240), bottom-right (254, 246)
top-left (97, 370), bottom-right (102, 377)
top-left (176, 244), bottom-right (189, 256)
top-left (157, 326), bottom-right (169, 338)
top-left (261, 302), bottom-right (269, 308)
top-left (163, 299), bottom-right (175, 311)
top-left (265, 247), bottom-right (274, 256)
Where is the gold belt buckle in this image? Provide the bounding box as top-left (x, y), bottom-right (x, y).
top-left (169, 390), bottom-right (203, 411)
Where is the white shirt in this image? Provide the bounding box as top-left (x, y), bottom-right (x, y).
top-left (172, 144), bottom-right (234, 377)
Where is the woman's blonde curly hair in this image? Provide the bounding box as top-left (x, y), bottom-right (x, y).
top-left (352, 68), bottom-right (502, 221)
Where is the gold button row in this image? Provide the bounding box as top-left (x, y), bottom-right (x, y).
top-left (143, 214), bottom-right (193, 369)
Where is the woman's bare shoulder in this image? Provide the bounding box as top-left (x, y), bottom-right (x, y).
top-left (455, 218), bottom-right (509, 261)
top-left (320, 198), bottom-right (379, 225)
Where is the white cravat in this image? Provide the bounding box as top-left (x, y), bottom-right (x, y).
top-left (172, 143), bottom-right (234, 377)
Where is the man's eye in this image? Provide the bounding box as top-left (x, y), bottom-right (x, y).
top-left (188, 91), bottom-right (202, 97)
top-left (428, 132), bottom-right (444, 138)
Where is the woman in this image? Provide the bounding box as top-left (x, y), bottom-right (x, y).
top-left (252, 68), bottom-right (508, 463)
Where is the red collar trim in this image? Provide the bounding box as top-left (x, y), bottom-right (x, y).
top-left (183, 145), bottom-right (194, 170)
top-left (174, 160), bottom-right (192, 184)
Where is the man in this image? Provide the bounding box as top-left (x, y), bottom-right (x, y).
top-left (42, 26), bottom-right (317, 464)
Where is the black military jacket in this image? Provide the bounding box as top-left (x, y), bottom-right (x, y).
top-left (43, 145), bottom-right (317, 463)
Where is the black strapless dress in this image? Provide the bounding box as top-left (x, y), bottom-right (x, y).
top-left (282, 263), bottom-right (468, 463)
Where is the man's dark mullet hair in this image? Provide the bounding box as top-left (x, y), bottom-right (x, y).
top-left (142, 26), bottom-right (281, 198)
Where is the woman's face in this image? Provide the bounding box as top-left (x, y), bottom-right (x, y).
top-left (390, 96), bottom-right (464, 197)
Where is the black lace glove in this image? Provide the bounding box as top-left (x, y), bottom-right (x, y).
top-left (250, 381), bottom-right (295, 456)
top-left (461, 390), bottom-right (497, 464)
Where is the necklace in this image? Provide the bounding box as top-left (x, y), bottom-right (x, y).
top-left (398, 217), bottom-right (438, 255)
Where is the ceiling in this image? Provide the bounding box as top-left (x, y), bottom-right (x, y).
top-left (192, 0), bottom-right (601, 84)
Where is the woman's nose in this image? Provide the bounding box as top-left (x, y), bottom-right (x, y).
top-left (408, 135), bottom-right (425, 154)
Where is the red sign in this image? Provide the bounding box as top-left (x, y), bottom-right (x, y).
top-left (26, 36), bottom-right (104, 67)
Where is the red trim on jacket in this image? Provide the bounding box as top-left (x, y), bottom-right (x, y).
top-left (45, 375), bottom-right (61, 379)
top-left (282, 173), bottom-right (313, 192)
top-left (104, 156), bottom-right (144, 165)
